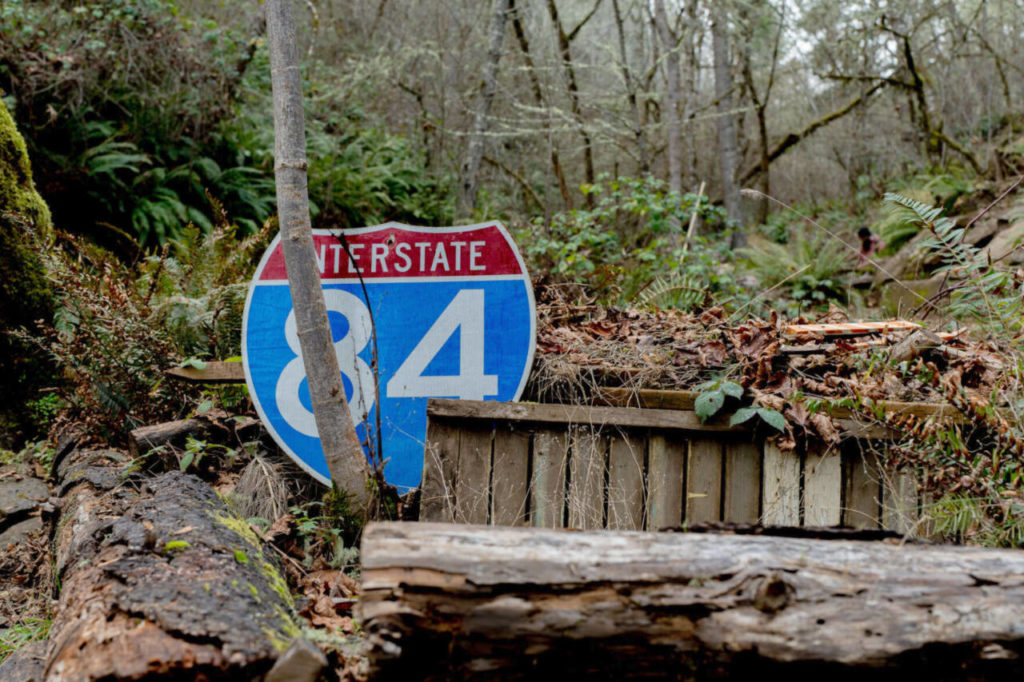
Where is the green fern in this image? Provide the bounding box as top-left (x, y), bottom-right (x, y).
top-left (636, 273), bottom-right (705, 310)
top-left (884, 192), bottom-right (1022, 333)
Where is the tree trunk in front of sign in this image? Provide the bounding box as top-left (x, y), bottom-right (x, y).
top-left (265, 0), bottom-right (371, 510)
top-left (360, 522), bottom-right (1024, 680)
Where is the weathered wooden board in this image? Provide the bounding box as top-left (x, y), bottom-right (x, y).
top-left (607, 434), bottom-right (644, 530)
top-left (531, 429), bottom-right (567, 529)
top-left (645, 435), bottom-right (684, 530)
top-left (568, 427), bottom-right (605, 530)
top-left (490, 427), bottom-right (530, 527)
top-left (686, 439), bottom-right (722, 524)
top-left (420, 421), bottom-right (459, 523)
top-left (805, 444), bottom-right (843, 526)
top-left (164, 361), bottom-right (246, 384)
top-left (762, 440), bottom-right (800, 525)
top-left (454, 425), bottom-right (491, 524)
top-left (420, 400), bottom-right (917, 533)
top-left (723, 440), bottom-right (760, 523)
top-left (845, 445), bottom-right (882, 529)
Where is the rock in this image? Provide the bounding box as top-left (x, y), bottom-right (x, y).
top-left (0, 516), bottom-right (43, 546)
top-left (264, 638), bottom-right (328, 682)
top-left (0, 474), bottom-right (49, 518)
top-left (0, 640), bottom-right (46, 681)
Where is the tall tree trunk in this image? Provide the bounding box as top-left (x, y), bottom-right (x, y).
top-left (511, 1), bottom-right (572, 210)
top-left (612, 0), bottom-right (650, 175)
top-left (266, 0), bottom-right (371, 510)
top-left (546, 0), bottom-right (601, 207)
top-left (457, 0), bottom-right (513, 219)
top-left (711, 2), bottom-right (742, 246)
top-left (652, 0), bottom-right (682, 198)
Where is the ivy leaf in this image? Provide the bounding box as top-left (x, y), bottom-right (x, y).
top-left (695, 389), bottom-right (725, 422)
top-left (720, 381), bottom-right (743, 399)
top-left (757, 408), bottom-right (787, 432)
top-left (181, 357), bottom-right (207, 370)
top-left (196, 399), bottom-right (213, 414)
top-left (179, 450), bottom-right (195, 471)
top-left (729, 407), bottom-right (758, 426)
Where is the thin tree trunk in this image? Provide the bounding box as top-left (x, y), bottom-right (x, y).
top-left (546, 0), bottom-right (601, 206)
top-left (711, 2), bottom-right (741, 245)
top-left (457, 0), bottom-right (513, 219)
top-left (652, 0), bottom-right (681, 197)
top-left (266, 0), bottom-right (371, 510)
top-left (511, 1), bottom-right (572, 210)
top-left (612, 0), bottom-right (650, 175)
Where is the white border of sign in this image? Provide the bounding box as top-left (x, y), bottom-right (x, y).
top-left (241, 221), bottom-right (536, 486)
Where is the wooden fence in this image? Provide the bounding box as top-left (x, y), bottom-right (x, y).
top-left (419, 398), bottom-right (923, 534)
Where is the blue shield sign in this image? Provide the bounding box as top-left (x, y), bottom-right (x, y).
top-left (242, 222), bottom-right (535, 490)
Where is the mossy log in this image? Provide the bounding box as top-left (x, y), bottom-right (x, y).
top-left (45, 447), bottom-right (311, 681)
top-left (360, 522), bottom-right (1024, 680)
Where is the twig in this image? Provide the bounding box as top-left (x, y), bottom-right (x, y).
top-left (681, 180), bottom-right (706, 260)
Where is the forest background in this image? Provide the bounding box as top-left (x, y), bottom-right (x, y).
top-left (2, 0), bottom-right (1024, 541)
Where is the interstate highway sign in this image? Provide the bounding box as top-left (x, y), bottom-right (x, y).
top-left (242, 222), bottom-right (535, 490)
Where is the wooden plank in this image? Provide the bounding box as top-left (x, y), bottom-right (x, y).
top-left (427, 399), bottom-right (745, 433)
top-left (490, 427), bottom-right (530, 527)
top-left (761, 441), bottom-right (800, 525)
top-left (607, 434), bottom-right (644, 530)
top-left (531, 429), bottom-right (567, 529)
top-left (883, 471), bottom-right (919, 536)
top-left (844, 446), bottom-right (881, 529)
top-left (454, 425), bottom-right (492, 524)
top-left (165, 361), bottom-right (246, 384)
top-left (804, 444), bottom-right (842, 526)
top-left (568, 427), bottom-right (605, 530)
top-left (419, 420), bottom-right (459, 522)
top-left (723, 441), bottom-right (761, 524)
top-left (646, 435), bottom-right (685, 530)
top-left (685, 439), bottom-right (722, 524)
top-left (595, 388), bottom-right (959, 423)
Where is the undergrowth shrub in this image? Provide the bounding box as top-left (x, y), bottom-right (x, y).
top-left (16, 215), bottom-right (269, 442)
top-left (876, 193), bottom-right (1024, 546)
top-left (522, 175), bottom-right (731, 306)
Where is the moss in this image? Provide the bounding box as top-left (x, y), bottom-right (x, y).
top-left (0, 100), bottom-right (55, 444)
top-left (208, 508), bottom-right (294, 609)
top-left (0, 99), bottom-right (50, 231)
top-left (163, 540), bottom-right (191, 553)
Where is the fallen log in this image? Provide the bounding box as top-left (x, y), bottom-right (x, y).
top-left (360, 522), bottom-right (1024, 680)
top-left (44, 447), bottom-right (314, 681)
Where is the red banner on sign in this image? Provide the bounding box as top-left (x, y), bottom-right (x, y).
top-left (258, 224), bottom-right (523, 281)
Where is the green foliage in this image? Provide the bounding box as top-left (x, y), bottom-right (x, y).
top-left (737, 232), bottom-right (852, 314)
top-left (139, 219), bottom-right (273, 359)
top-left (0, 99), bottom-right (50, 230)
top-left (694, 379), bottom-right (743, 422)
top-left (523, 176), bottom-right (732, 306)
top-left (0, 618), bottom-right (50, 665)
top-left (729, 406), bottom-right (786, 431)
top-left (885, 192), bottom-right (1023, 333)
top-left (0, 0), bottom-right (275, 246)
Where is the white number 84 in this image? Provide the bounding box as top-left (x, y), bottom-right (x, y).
top-left (275, 289), bottom-right (498, 437)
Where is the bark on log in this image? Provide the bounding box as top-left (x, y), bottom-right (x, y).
top-left (360, 522), bottom-right (1024, 680)
top-left (44, 448), bottom-right (308, 681)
